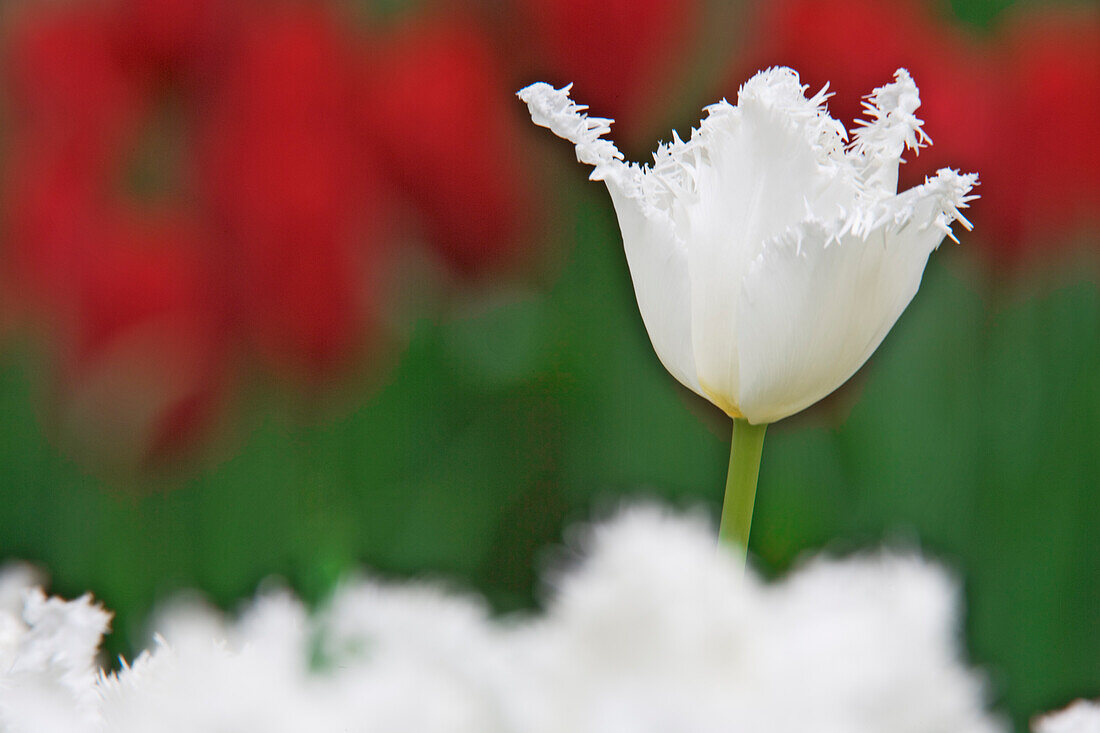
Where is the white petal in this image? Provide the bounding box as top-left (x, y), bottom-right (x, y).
top-left (516, 82), bottom-right (629, 188)
top-left (681, 69), bottom-right (855, 414)
top-left (518, 82), bottom-right (702, 397)
top-left (849, 69), bottom-right (928, 195)
top-left (606, 183), bottom-right (703, 397)
top-left (735, 169), bottom-right (976, 424)
top-left (734, 223), bottom-right (932, 424)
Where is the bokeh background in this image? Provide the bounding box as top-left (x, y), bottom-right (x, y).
top-left (0, 0), bottom-right (1096, 728)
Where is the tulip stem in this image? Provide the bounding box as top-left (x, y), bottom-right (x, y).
top-left (718, 418), bottom-right (767, 558)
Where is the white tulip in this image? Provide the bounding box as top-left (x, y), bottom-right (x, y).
top-left (519, 67), bottom-right (977, 424)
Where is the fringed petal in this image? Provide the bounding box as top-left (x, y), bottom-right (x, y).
top-left (735, 167), bottom-right (976, 424)
top-left (517, 82), bottom-right (625, 183)
top-left (850, 68), bottom-right (928, 194)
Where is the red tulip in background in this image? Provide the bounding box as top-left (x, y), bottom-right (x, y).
top-left (54, 211), bottom-right (227, 467)
top-left (4, 5), bottom-right (139, 173)
top-left (2, 2), bottom-right (233, 470)
top-left (2, 7), bottom-right (135, 314)
top-left (111, 0), bottom-right (237, 79)
top-left (738, 0), bottom-right (1099, 266)
top-left (200, 6), bottom-right (379, 376)
top-left (981, 8), bottom-right (1100, 258)
top-left (364, 13), bottom-right (535, 275)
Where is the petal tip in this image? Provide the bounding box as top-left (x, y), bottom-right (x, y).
top-left (517, 81), bottom-right (624, 176)
top-left (851, 69), bottom-right (929, 163)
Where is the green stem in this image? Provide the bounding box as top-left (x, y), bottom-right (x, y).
top-left (718, 418), bottom-right (768, 556)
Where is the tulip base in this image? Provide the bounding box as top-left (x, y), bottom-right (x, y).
top-left (718, 418), bottom-right (768, 558)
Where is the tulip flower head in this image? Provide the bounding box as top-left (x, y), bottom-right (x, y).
top-left (520, 68), bottom-right (977, 424)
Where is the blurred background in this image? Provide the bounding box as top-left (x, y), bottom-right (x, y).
top-left (0, 0), bottom-right (1096, 728)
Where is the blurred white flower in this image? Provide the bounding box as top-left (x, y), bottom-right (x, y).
top-left (99, 590), bottom-right (337, 733)
top-left (758, 553), bottom-right (992, 733)
top-left (519, 68), bottom-right (977, 424)
top-left (0, 568), bottom-right (109, 733)
top-left (317, 579), bottom-right (515, 732)
top-left (1035, 701), bottom-right (1100, 733)
top-left (0, 507), bottom-right (1005, 732)
top-left (520, 506), bottom-right (1002, 733)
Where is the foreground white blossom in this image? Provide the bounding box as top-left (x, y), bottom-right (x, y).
top-left (1036, 701), bottom-right (1100, 733)
top-left (0, 564), bottom-right (110, 733)
top-left (0, 509), bottom-right (1006, 732)
top-left (518, 509), bottom-right (1002, 733)
top-left (519, 68), bottom-right (977, 424)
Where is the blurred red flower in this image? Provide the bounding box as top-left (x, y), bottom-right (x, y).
top-left (980, 8), bottom-right (1100, 260)
top-left (52, 210), bottom-right (228, 469)
top-left (110, 0), bottom-right (240, 81)
top-left (200, 5), bottom-right (383, 377)
top-left (4, 143), bottom-right (104, 316)
top-left (735, 0), bottom-right (1098, 266)
top-left (364, 13), bottom-right (535, 274)
top-left (3, 5), bottom-right (139, 178)
top-left (1, 4), bottom-right (231, 469)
